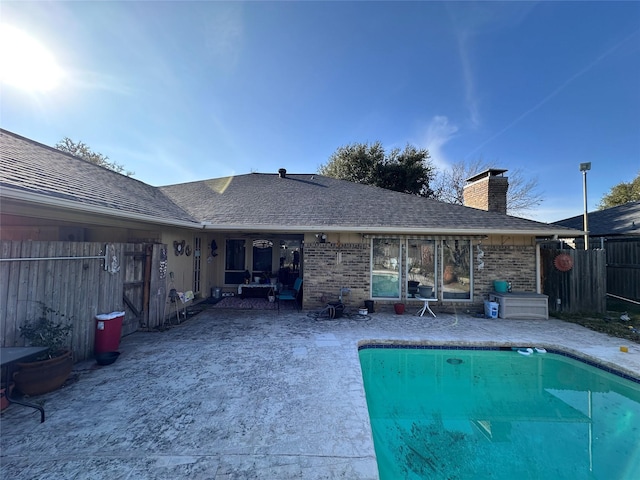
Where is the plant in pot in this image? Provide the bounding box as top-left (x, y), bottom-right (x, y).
top-left (14, 304), bottom-right (74, 396)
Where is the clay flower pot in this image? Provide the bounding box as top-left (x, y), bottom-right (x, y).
top-left (13, 350), bottom-right (73, 396)
top-left (394, 303), bottom-right (405, 315)
top-left (1, 383), bottom-right (14, 411)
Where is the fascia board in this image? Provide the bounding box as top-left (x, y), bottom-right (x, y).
top-left (1, 188), bottom-right (203, 230)
top-left (201, 224), bottom-right (585, 237)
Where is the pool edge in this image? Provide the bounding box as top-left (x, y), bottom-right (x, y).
top-left (357, 339), bottom-right (640, 384)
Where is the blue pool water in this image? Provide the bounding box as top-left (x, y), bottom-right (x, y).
top-left (359, 346), bottom-right (640, 480)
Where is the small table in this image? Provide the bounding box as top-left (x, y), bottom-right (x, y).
top-left (237, 283), bottom-right (277, 299)
top-left (1, 347), bottom-right (48, 422)
top-left (415, 296), bottom-right (437, 318)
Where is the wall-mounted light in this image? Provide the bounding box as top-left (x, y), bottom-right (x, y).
top-left (315, 233), bottom-right (327, 243)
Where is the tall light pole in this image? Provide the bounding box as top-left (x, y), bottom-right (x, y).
top-left (580, 162), bottom-right (591, 250)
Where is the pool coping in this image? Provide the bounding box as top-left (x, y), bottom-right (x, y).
top-left (357, 340), bottom-right (640, 384)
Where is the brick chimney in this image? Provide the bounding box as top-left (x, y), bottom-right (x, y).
top-left (463, 169), bottom-right (508, 214)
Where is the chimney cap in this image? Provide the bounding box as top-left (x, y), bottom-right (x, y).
top-left (278, 168), bottom-right (287, 178)
top-left (466, 168), bottom-right (508, 183)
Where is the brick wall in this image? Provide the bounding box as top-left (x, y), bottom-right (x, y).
top-left (303, 242), bottom-right (370, 309)
top-left (463, 175), bottom-right (508, 214)
top-left (302, 240), bottom-right (537, 313)
top-left (473, 244), bottom-right (537, 301)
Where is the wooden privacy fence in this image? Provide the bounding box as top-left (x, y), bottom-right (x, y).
top-left (541, 248), bottom-right (606, 314)
top-left (0, 241), bottom-right (168, 361)
top-left (601, 237), bottom-right (640, 302)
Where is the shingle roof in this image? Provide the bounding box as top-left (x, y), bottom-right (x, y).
top-left (1, 129), bottom-right (581, 236)
top-left (159, 172), bottom-right (579, 235)
top-left (553, 201), bottom-right (640, 236)
top-left (0, 129), bottom-right (198, 224)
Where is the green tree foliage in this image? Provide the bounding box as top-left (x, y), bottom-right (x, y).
top-left (55, 137), bottom-right (134, 176)
top-left (431, 158), bottom-right (543, 216)
top-left (598, 171), bottom-right (640, 209)
top-left (319, 142), bottom-right (435, 196)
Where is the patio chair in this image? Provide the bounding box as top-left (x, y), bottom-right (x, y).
top-left (278, 278), bottom-right (302, 312)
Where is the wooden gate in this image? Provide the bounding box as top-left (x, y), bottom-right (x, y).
top-left (121, 244), bottom-right (150, 336)
top-left (125, 243), bottom-right (168, 333)
top-left (540, 248), bottom-right (606, 314)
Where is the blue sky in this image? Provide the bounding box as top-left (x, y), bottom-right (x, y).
top-left (1, 1), bottom-right (639, 223)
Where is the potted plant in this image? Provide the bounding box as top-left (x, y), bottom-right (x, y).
top-left (13, 304), bottom-right (74, 396)
top-left (0, 383), bottom-right (13, 411)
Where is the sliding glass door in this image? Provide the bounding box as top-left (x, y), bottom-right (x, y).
top-left (371, 238), bottom-right (401, 299)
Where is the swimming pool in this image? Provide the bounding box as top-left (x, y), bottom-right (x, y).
top-left (359, 346), bottom-right (640, 480)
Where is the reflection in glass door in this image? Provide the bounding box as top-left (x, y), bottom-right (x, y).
top-left (406, 240), bottom-right (436, 298)
top-left (371, 238), bottom-right (401, 299)
top-left (442, 239), bottom-right (471, 300)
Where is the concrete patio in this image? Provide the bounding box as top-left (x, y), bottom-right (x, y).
top-left (1, 305), bottom-right (639, 479)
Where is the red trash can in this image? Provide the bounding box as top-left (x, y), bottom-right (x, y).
top-left (94, 311), bottom-right (125, 354)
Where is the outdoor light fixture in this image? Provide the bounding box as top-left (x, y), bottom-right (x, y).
top-left (315, 233), bottom-right (327, 243)
top-left (579, 162), bottom-right (591, 250)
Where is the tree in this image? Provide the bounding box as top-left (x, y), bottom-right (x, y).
top-left (319, 142), bottom-right (435, 196)
top-left (598, 171), bottom-right (640, 209)
top-left (55, 138), bottom-right (133, 176)
top-left (431, 158), bottom-right (543, 216)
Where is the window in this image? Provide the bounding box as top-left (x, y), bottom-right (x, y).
top-left (278, 239), bottom-right (302, 271)
top-left (252, 239), bottom-right (273, 273)
top-left (406, 240), bottom-right (436, 296)
top-left (369, 237), bottom-right (471, 301)
top-left (441, 239), bottom-right (471, 300)
top-left (371, 238), bottom-right (401, 299)
top-left (225, 239), bottom-right (246, 284)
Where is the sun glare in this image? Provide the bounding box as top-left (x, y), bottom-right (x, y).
top-left (0, 24), bottom-right (64, 92)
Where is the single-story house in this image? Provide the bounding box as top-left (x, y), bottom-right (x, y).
top-left (1, 128), bottom-right (582, 317)
top-left (553, 200), bottom-right (640, 246)
top-left (554, 201), bottom-right (640, 302)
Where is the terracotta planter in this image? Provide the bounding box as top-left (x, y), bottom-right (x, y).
top-left (1, 383), bottom-right (14, 411)
top-left (394, 303), bottom-right (405, 315)
top-left (13, 350), bottom-right (73, 396)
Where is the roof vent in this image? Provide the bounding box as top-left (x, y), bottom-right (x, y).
top-left (278, 168), bottom-right (287, 178)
